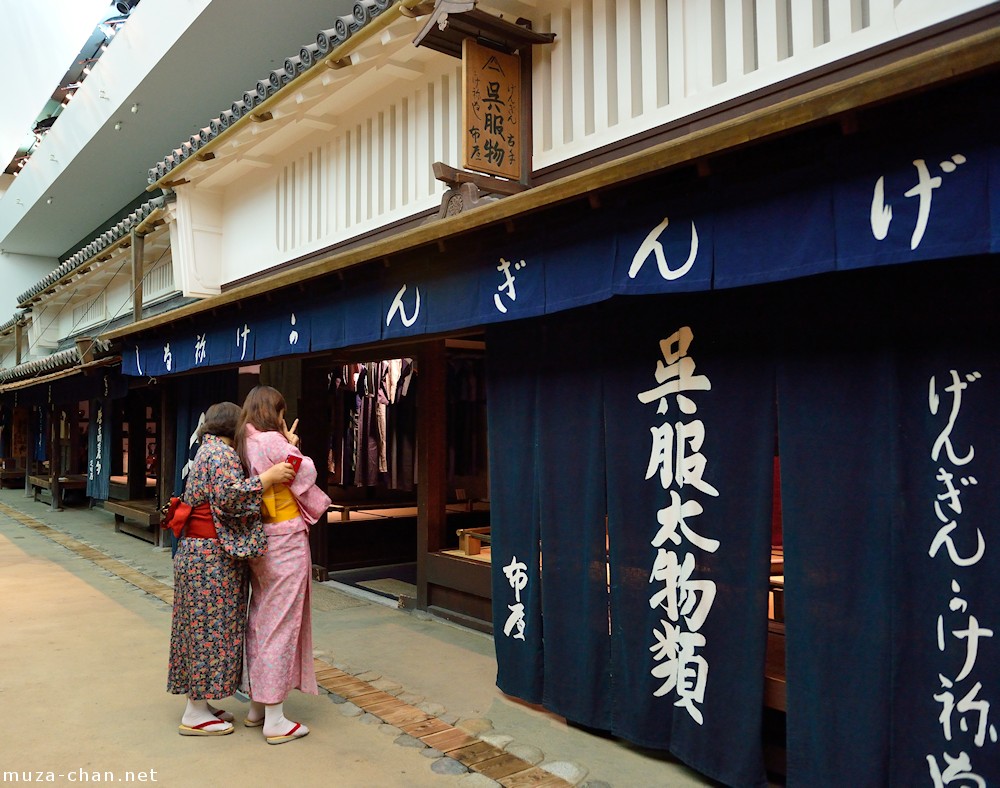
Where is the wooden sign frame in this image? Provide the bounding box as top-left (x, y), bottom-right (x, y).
top-left (462, 39), bottom-right (522, 181)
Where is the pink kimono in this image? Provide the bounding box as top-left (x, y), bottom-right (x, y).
top-left (242, 424), bottom-right (331, 704)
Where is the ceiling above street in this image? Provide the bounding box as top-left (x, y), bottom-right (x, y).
top-left (0, 0), bottom-right (356, 261)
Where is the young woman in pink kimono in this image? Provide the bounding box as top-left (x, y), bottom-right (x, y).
top-left (236, 385), bottom-right (331, 745)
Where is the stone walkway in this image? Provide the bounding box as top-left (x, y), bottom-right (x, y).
top-left (0, 498), bottom-right (598, 787)
top-left (0, 489), bottom-right (715, 787)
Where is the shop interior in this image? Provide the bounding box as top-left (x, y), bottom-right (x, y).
top-left (236, 339), bottom-right (492, 609)
top-left (110, 390), bottom-right (159, 502)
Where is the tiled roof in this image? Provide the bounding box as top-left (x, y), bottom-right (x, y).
top-left (0, 347), bottom-right (80, 383)
top-left (147, 0), bottom-right (396, 186)
top-left (0, 313), bottom-right (24, 335)
top-left (16, 195), bottom-right (167, 307)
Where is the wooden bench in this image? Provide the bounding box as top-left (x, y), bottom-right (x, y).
top-left (29, 474), bottom-right (89, 509)
top-left (0, 458), bottom-right (26, 488)
top-left (104, 499), bottom-right (162, 546)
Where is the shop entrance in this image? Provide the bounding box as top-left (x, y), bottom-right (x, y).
top-left (301, 340), bottom-right (491, 608)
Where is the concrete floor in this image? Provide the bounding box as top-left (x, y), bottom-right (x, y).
top-left (0, 487), bottom-right (716, 787)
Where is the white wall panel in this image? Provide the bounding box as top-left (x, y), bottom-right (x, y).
top-left (530, 0), bottom-right (991, 169)
top-left (212, 59), bottom-right (461, 285)
top-left (174, 187), bottom-right (224, 296)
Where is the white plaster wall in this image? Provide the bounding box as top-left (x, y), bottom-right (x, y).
top-left (170, 187), bottom-right (224, 297)
top-left (216, 60), bottom-right (462, 285)
top-left (26, 303), bottom-right (60, 353)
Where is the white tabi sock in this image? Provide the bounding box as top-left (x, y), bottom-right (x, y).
top-left (182, 697), bottom-right (232, 732)
top-left (262, 702), bottom-right (309, 739)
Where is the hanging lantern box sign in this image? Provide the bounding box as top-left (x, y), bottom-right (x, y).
top-left (462, 38), bottom-right (521, 181)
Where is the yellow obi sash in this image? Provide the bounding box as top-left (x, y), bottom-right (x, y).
top-left (262, 484), bottom-right (300, 523)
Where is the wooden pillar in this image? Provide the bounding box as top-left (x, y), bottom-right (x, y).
top-left (111, 401), bottom-right (124, 479)
top-left (68, 403), bottom-right (81, 475)
top-left (158, 384), bottom-right (175, 549)
top-left (49, 402), bottom-right (62, 511)
top-left (159, 384), bottom-right (176, 501)
top-left (24, 405), bottom-right (34, 497)
top-left (14, 322), bottom-right (23, 366)
top-left (131, 230), bottom-right (145, 322)
top-left (416, 340), bottom-right (448, 610)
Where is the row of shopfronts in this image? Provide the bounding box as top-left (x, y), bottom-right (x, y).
top-left (1, 4), bottom-right (998, 786)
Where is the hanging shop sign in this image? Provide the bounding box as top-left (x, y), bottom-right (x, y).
top-left (86, 398), bottom-right (112, 501)
top-left (462, 39), bottom-right (521, 181)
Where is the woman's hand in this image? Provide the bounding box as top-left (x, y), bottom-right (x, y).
top-left (282, 418), bottom-right (300, 448)
top-left (260, 461), bottom-right (296, 489)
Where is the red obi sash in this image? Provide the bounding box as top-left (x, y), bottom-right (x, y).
top-left (162, 499), bottom-right (218, 539)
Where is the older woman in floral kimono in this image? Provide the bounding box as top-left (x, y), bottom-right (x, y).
top-left (236, 385), bottom-right (331, 745)
top-left (166, 402), bottom-right (294, 736)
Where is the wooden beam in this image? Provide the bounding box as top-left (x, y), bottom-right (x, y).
top-left (131, 229), bottom-right (145, 323)
top-left (49, 403), bottom-right (62, 512)
top-left (24, 406), bottom-right (35, 497)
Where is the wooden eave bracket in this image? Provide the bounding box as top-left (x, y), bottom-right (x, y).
top-left (413, 1), bottom-right (555, 58)
top-left (433, 161), bottom-right (526, 196)
top-left (400, 2), bottom-right (435, 17)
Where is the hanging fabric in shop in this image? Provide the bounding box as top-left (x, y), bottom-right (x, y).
top-left (86, 398), bottom-right (112, 500)
top-left (327, 364), bottom-right (358, 486)
top-left (353, 361), bottom-right (388, 486)
top-left (390, 359), bottom-right (417, 491)
top-left (327, 358), bottom-right (419, 490)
